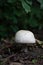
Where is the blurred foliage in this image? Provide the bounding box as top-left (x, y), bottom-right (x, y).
top-left (0, 0), bottom-right (43, 38)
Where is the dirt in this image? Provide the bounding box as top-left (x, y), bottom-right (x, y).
top-left (0, 40), bottom-right (43, 65)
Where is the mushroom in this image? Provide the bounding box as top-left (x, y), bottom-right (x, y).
top-left (14, 30), bottom-right (36, 52)
top-left (14, 30), bottom-right (36, 43)
top-left (14, 30), bottom-right (43, 52)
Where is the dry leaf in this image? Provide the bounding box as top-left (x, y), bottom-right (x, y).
top-left (10, 62), bottom-right (22, 65)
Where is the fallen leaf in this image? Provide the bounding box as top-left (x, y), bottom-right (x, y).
top-left (10, 62), bottom-right (22, 65)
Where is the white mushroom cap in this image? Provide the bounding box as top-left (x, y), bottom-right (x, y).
top-left (15, 30), bottom-right (36, 44)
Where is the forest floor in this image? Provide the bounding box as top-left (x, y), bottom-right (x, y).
top-left (0, 38), bottom-right (43, 65)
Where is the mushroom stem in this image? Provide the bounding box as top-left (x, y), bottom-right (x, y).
top-left (21, 44), bottom-right (33, 53)
top-left (24, 47), bottom-right (28, 53)
top-left (21, 44), bottom-right (28, 53)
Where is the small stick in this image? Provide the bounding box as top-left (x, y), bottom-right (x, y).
top-left (1, 53), bottom-right (17, 65)
top-left (36, 39), bottom-right (43, 45)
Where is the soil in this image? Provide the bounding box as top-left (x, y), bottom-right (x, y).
top-left (0, 41), bottom-right (43, 65)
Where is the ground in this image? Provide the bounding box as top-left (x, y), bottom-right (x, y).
top-left (0, 39), bottom-right (43, 65)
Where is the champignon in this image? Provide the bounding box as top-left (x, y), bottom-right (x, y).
top-left (14, 30), bottom-right (36, 52)
top-left (15, 30), bottom-right (36, 44)
top-left (14, 30), bottom-right (43, 52)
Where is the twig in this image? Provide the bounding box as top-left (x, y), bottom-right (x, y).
top-left (36, 39), bottom-right (43, 45)
top-left (1, 53), bottom-right (17, 65)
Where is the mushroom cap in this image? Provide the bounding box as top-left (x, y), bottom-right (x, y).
top-left (14, 30), bottom-right (36, 44)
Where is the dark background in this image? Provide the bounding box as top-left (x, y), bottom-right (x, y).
top-left (0, 0), bottom-right (43, 40)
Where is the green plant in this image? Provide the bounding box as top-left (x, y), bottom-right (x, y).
top-left (0, 0), bottom-right (43, 38)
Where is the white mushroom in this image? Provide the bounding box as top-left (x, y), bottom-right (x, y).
top-left (15, 30), bottom-right (36, 44)
top-left (14, 30), bottom-right (43, 52)
top-left (14, 30), bottom-right (36, 52)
